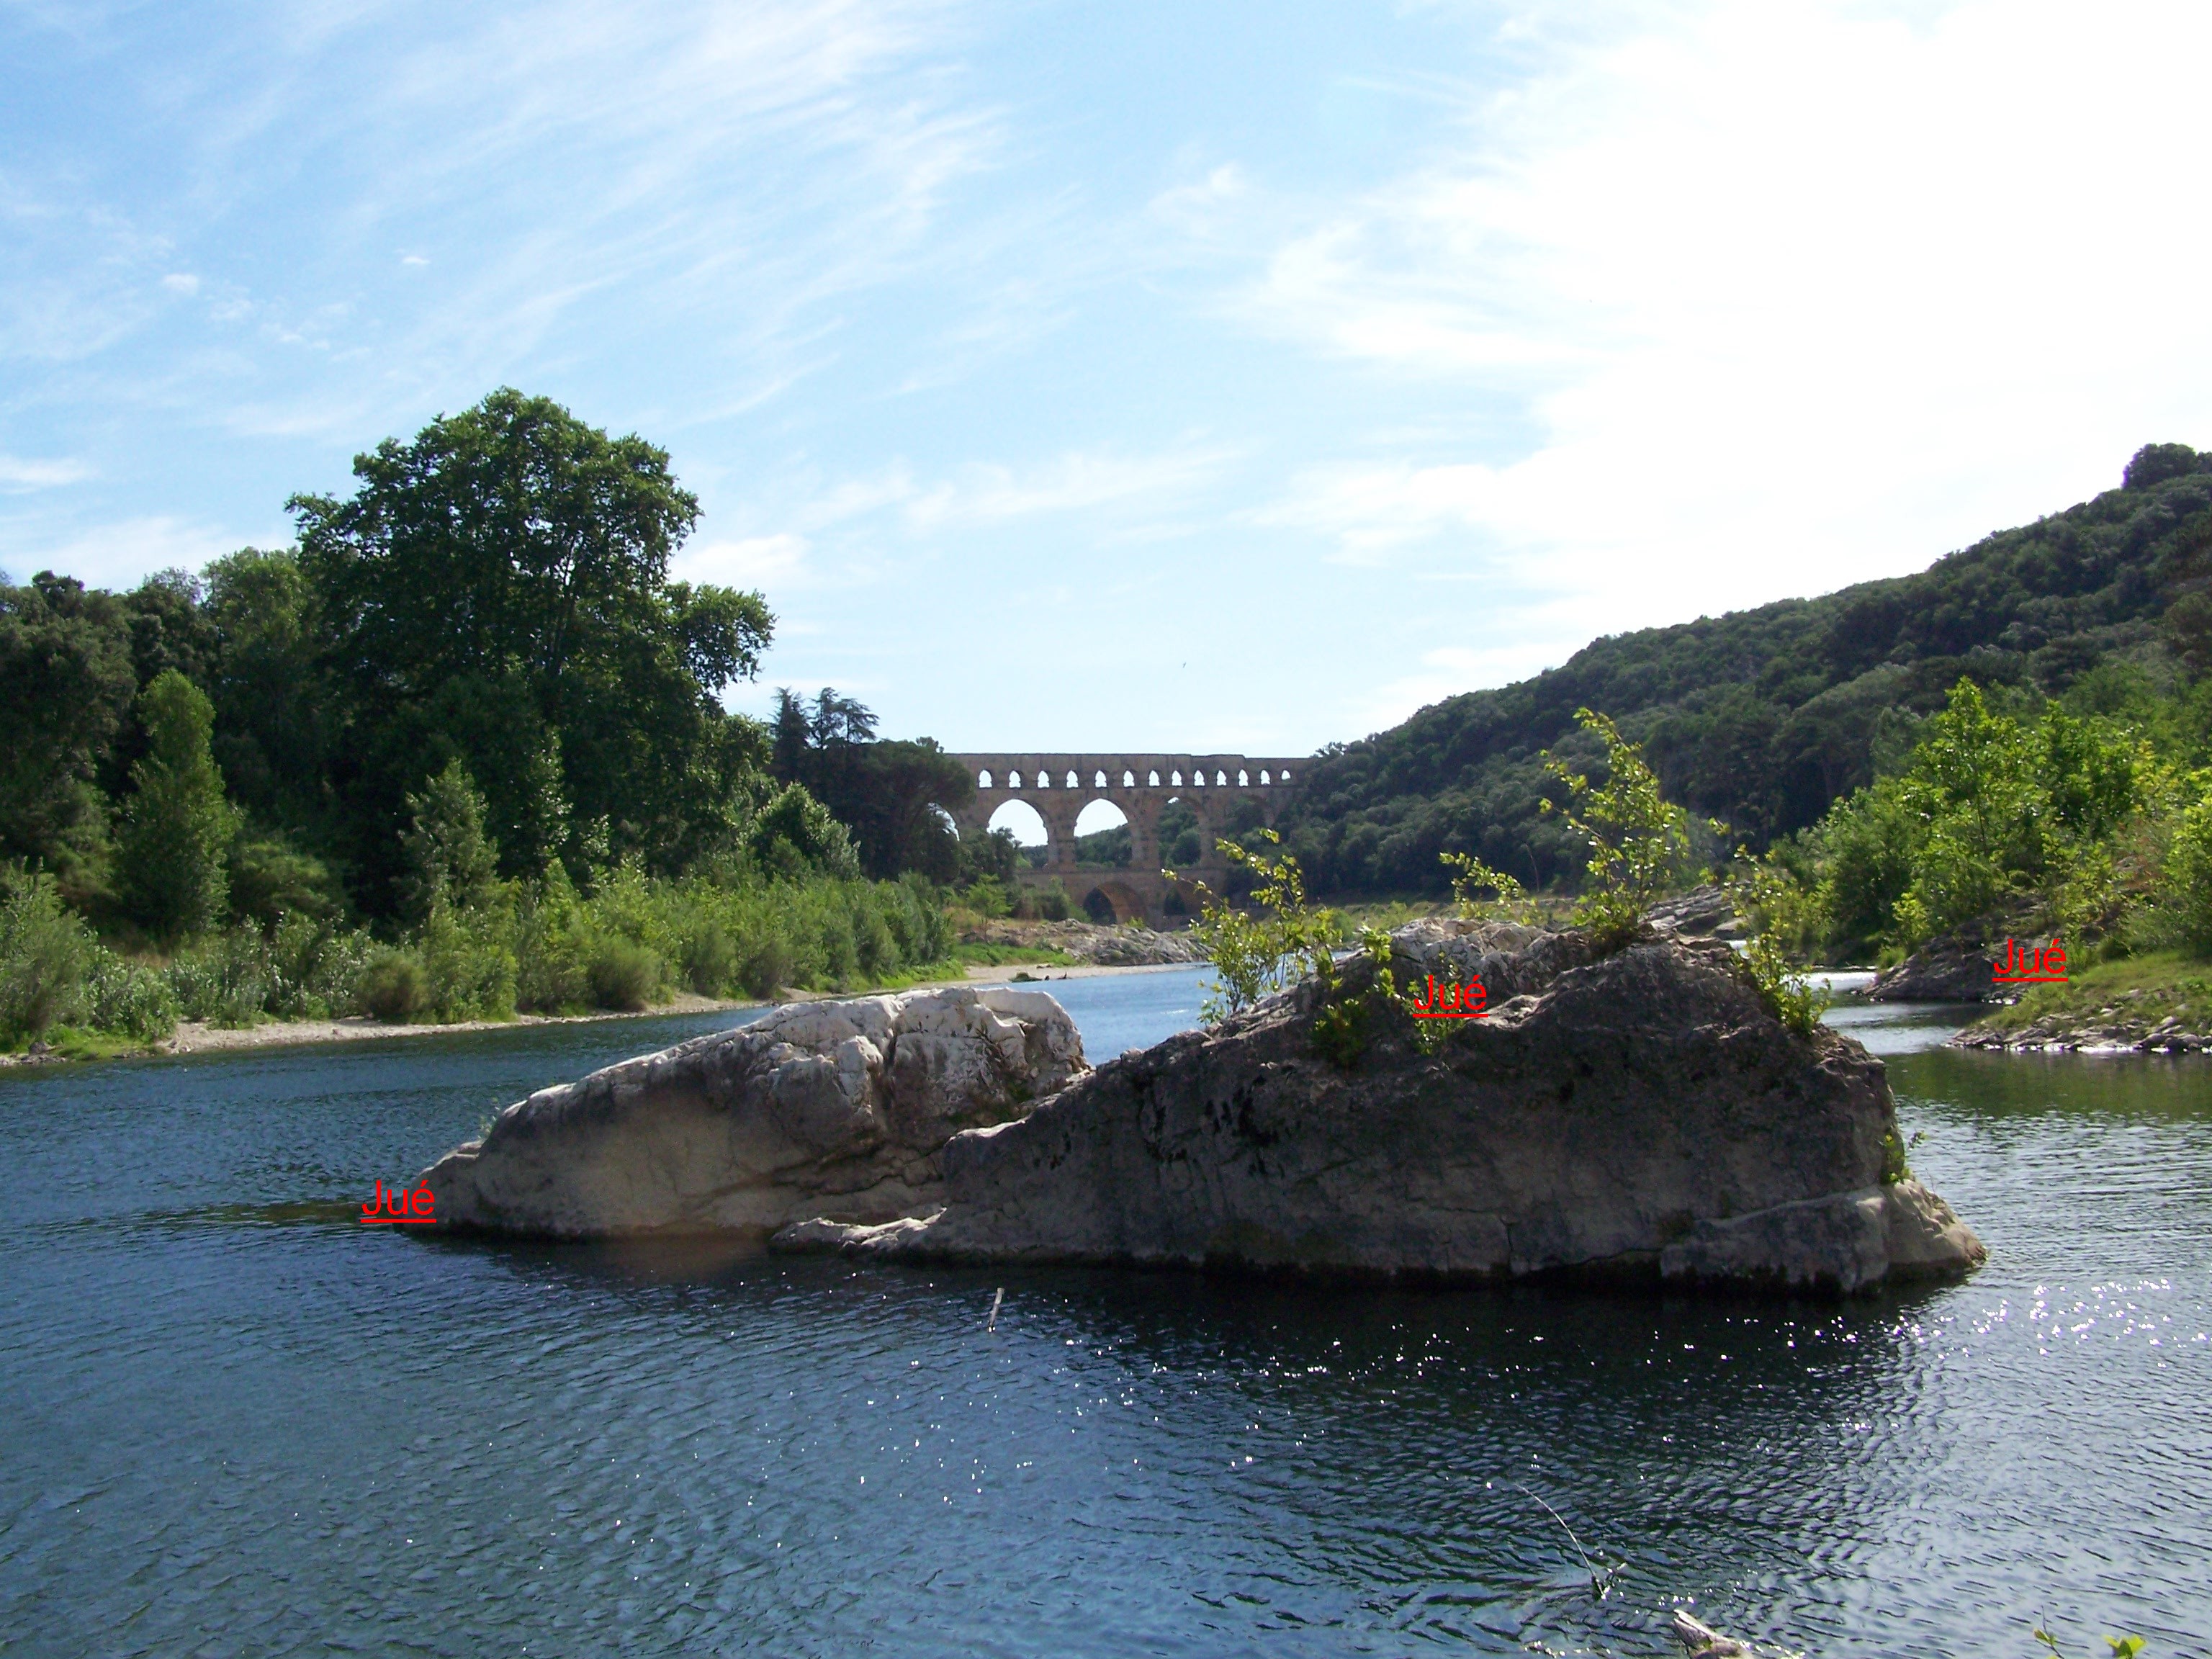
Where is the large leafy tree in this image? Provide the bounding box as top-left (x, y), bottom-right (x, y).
top-left (0, 573), bottom-right (138, 899)
top-left (201, 548), bottom-right (336, 838)
top-left (289, 389), bottom-right (775, 905)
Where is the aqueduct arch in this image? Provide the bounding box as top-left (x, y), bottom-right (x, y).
top-left (953, 752), bottom-right (1307, 925)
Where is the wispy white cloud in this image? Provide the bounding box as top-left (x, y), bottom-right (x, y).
top-left (0, 453), bottom-right (93, 489)
top-left (1235, 0), bottom-right (2212, 635)
top-left (2, 0), bottom-right (999, 440)
top-left (904, 444), bottom-right (1236, 530)
top-left (1, 513), bottom-right (246, 588)
top-left (673, 532), bottom-right (812, 590)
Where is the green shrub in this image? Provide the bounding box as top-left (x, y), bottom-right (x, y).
top-left (262, 915), bottom-right (377, 1019)
top-left (1441, 850), bottom-right (1538, 924)
top-left (747, 783), bottom-right (861, 880)
top-left (963, 876), bottom-right (1012, 918)
top-left (1726, 856), bottom-right (1831, 1037)
top-left (1540, 709), bottom-right (1708, 945)
top-left (680, 920), bottom-right (738, 996)
top-left (81, 946), bottom-right (180, 1040)
top-left (1035, 881), bottom-right (1071, 922)
top-left (586, 937), bottom-right (660, 1010)
top-left (166, 928), bottom-right (271, 1028)
top-left (360, 948), bottom-right (427, 1022)
top-left (0, 868), bottom-right (95, 1041)
top-left (1188, 830), bottom-right (1342, 1023)
top-left (514, 872), bottom-right (593, 1012)
top-left (740, 934), bottom-right (796, 999)
top-left (2161, 785), bottom-right (2212, 956)
top-left (415, 902), bottom-right (516, 1022)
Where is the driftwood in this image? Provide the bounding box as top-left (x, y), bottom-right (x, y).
top-left (1671, 1609), bottom-right (1752, 1656)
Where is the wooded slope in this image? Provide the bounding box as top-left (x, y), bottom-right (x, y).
top-left (1282, 444), bottom-right (2212, 894)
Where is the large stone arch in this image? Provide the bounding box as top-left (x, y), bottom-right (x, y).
top-left (1079, 876), bottom-right (1150, 924)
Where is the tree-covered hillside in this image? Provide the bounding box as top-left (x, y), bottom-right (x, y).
top-left (1282, 444), bottom-right (2212, 896)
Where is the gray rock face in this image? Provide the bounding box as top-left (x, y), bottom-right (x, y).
top-left (1869, 930), bottom-right (2007, 1002)
top-left (1645, 883), bottom-right (1741, 938)
top-left (416, 986), bottom-right (1085, 1239)
top-left (776, 924), bottom-right (1985, 1293)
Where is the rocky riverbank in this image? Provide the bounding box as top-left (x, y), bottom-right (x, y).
top-left (1869, 927), bottom-right (2013, 1002)
top-left (958, 917), bottom-right (1203, 966)
top-left (420, 920), bottom-right (1984, 1293)
top-left (1951, 951), bottom-right (2212, 1053)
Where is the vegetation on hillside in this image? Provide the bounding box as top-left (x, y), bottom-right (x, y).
top-left (1284, 444), bottom-right (2212, 897)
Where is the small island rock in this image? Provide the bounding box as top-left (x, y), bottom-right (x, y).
top-left (777, 923), bottom-right (1985, 1293)
top-left (416, 986), bottom-right (1085, 1239)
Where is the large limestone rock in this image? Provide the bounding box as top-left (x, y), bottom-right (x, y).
top-left (416, 986), bottom-right (1085, 1238)
top-left (777, 923), bottom-right (1985, 1293)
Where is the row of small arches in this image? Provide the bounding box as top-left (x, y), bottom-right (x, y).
top-left (978, 766), bottom-right (1291, 791)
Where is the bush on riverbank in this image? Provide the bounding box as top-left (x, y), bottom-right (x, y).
top-left (1749, 672), bottom-right (2212, 972)
top-left (0, 853), bottom-right (960, 1048)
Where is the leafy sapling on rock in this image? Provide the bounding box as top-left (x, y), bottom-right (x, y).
top-left (1727, 853), bottom-right (1831, 1038)
top-left (1539, 709), bottom-right (1716, 950)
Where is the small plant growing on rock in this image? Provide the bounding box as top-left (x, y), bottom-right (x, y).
top-left (1441, 850), bottom-right (1539, 924)
top-left (1541, 709), bottom-right (1709, 947)
top-left (1310, 927), bottom-right (1408, 1066)
top-left (1727, 855), bottom-right (1831, 1037)
top-left (1179, 830), bottom-right (1342, 1024)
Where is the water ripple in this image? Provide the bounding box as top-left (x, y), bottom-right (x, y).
top-left (0, 989), bottom-right (2207, 1654)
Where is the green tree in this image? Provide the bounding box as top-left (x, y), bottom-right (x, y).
top-left (1540, 709), bottom-right (1704, 943)
top-left (202, 548), bottom-right (335, 837)
top-left (1889, 680), bottom-right (2038, 943)
top-left (769, 688), bottom-right (973, 878)
top-left (1812, 779), bottom-right (1919, 954)
top-left (0, 573), bottom-right (138, 898)
top-left (399, 760), bottom-right (502, 921)
top-left (118, 670), bottom-right (238, 943)
top-left (290, 388), bottom-right (775, 898)
top-left (747, 783), bottom-right (860, 881)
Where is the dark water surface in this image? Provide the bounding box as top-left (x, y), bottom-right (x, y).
top-left (2, 970), bottom-right (2208, 1657)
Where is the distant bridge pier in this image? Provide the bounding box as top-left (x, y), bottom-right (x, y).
top-left (950, 752), bottom-right (1307, 925)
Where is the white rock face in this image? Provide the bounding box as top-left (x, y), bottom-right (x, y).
top-left (416, 986), bottom-right (1084, 1239)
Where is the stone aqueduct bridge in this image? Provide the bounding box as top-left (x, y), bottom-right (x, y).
top-left (950, 753), bottom-right (1307, 923)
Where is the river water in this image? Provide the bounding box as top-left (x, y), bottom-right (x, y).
top-left (2, 969), bottom-right (2207, 1657)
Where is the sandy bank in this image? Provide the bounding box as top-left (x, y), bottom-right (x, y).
top-left (0, 958), bottom-right (1204, 1066)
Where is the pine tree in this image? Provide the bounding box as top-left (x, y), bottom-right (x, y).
top-left (119, 670), bottom-right (238, 943)
top-left (399, 760), bottom-right (500, 920)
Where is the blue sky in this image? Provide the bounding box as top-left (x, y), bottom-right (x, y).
top-left (6, 0), bottom-right (2211, 756)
